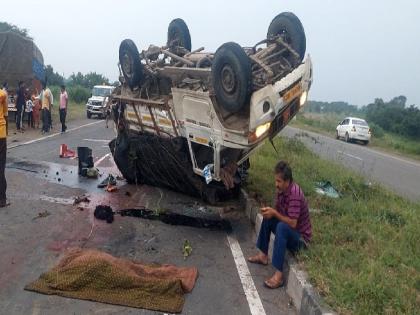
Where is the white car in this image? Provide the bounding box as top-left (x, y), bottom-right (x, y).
top-left (86, 85), bottom-right (115, 118)
top-left (336, 117), bottom-right (371, 144)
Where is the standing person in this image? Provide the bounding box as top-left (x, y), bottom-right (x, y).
top-left (32, 92), bottom-right (41, 129)
top-left (26, 96), bottom-right (34, 128)
top-left (41, 82), bottom-right (53, 134)
top-left (59, 85), bottom-right (68, 132)
top-left (15, 81), bottom-right (26, 132)
top-left (248, 161), bottom-right (312, 289)
top-left (48, 91), bottom-right (54, 130)
top-left (0, 84), bottom-right (9, 207)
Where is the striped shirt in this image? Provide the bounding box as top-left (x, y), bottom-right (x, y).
top-left (275, 181), bottom-right (312, 242)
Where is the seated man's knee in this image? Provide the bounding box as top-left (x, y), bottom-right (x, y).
top-left (275, 222), bottom-right (289, 236)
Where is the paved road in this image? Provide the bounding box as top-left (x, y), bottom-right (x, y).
top-left (1, 119), bottom-right (295, 315)
top-left (281, 126), bottom-right (420, 202)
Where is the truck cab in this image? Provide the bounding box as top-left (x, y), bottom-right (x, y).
top-left (86, 85), bottom-right (114, 118)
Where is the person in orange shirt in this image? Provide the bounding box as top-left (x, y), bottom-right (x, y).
top-left (0, 82), bottom-right (9, 207)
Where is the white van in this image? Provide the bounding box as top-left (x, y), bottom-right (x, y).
top-left (86, 85), bottom-right (114, 118)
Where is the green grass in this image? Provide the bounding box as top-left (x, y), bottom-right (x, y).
top-left (50, 101), bottom-right (87, 124)
top-left (246, 137), bottom-right (420, 315)
top-left (291, 113), bottom-right (420, 160)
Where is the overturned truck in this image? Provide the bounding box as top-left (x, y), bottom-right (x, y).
top-left (110, 12), bottom-right (313, 203)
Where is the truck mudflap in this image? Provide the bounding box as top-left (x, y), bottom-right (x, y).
top-left (109, 133), bottom-right (240, 204)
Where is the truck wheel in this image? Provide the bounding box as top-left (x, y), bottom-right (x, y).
top-left (167, 18), bottom-right (191, 51)
top-left (211, 42), bottom-right (251, 113)
top-left (87, 111), bottom-right (91, 119)
top-left (345, 132), bottom-right (350, 143)
top-left (119, 39), bottom-right (144, 90)
top-left (267, 12), bottom-right (306, 63)
top-left (109, 137), bottom-right (137, 184)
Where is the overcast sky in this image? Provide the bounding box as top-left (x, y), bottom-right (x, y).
top-left (2, 0), bottom-right (420, 106)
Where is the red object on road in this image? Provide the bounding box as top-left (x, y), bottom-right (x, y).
top-left (59, 144), bottom-right (76, 158)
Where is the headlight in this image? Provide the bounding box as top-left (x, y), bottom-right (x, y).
top-left (248, 122), bottom-right (271, 142)
top-left (255, 122), bottom-right (271, 138)
top-left (300, 91), bottom-right (308, 106)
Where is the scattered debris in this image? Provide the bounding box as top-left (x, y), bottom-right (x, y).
top-left (32, 210), bottom-right (51, 220)
top-left (86, 167), bottom-right (99, 179)
top-left (77, 206), bottom-right (85, 211)
top-left (77, 147), bottom-right (94, 176)
top-left (59, 144), bottom-right (76, 158)
top-left (94, 205), bottom-right (114, 223)
top-left (106, 184), bottom-right (118, 192)
top-left (125, 191), bottom-right (132, 197)
top-left (182, 240), bottom-right (192, 259)
top-left (315, 181), bottom-right (340, 198)
top-left (73, 195), bottom-right (90, 205)
top-left (119, 208), bottom-right (232, 231)
top-left (97, 174), bottom-right (117, 188)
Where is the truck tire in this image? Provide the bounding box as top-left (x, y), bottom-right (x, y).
top-left (211, 42), bottom-right (251, 113)
top-left (119, 39), bottom-right (144, 90)
top-left (87, 111), bottom-right (91, 119)
top-left (267, 12), bottom-right (306, 63)
top-left (167, 18), bottom-right (191, 51)
top-left (109, 137), bottom-right (137, 184)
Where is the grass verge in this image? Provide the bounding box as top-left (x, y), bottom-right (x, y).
top-left (246, 136), bottom-right (420, 315)
top-left (50, 101), bottom-right (87, 124)
top-left (291, 113), bottom-right (420, 160)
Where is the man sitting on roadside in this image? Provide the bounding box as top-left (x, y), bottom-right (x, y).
top-left (248, 161), bottom-right (312, 289)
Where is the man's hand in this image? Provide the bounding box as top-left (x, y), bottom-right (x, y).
top-left (260, 207), bottom-right (277, 220)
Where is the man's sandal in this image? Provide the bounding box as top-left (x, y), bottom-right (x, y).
top-left (247, 255), bottom-right (268, 266)
top-left (264, 278), bottom-right (285, 289)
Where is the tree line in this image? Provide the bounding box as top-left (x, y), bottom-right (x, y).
top-left (1, 21), bottom-right (115, 103)
top-left (305, 96), bottom-right (420, 139)
top-left (45, 66), bottom-right (115, 103)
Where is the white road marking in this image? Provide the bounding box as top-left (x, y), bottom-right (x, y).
top-left (39, 195), bottom-right (74, 205)
top-left (227, 235), bottom-right (266, 315)
top-left (337, 150), bottom-right (363, 161)
top-left (94, 153), bottom-right (112, 167)
top-left (83, 139), bottom-right (110, 143)
top-left (9, 193), bottom-right (74, 205)
top-left (8, 120), bottom-right (103, 149)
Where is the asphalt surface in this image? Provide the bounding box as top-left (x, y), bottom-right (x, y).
top-left (1, 119), bottom-right (295, 315)
top-left (281, 126), bottom-right (420, 202)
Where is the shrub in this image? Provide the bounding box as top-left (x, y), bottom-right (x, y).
top-left (68, 85), bottom-right (91, 104)
top-left (369, 123), bottom-right (384, 138)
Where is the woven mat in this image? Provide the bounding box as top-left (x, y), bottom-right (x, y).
top-left (25, 248), bottom-right (198, 313)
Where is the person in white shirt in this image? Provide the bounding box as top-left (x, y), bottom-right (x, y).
top-left (26, 97), bottom-right (34, 128)
top-left (59, 85), bottom-right (68, 133)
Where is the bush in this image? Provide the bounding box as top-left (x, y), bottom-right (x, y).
top-left (369, 123), bottom-right (384, 138)
top-left (68, 85), bottom-right (90, 104)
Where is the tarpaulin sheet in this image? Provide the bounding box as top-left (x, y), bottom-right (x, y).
top-left (0, 31), bottom-right (44, 89)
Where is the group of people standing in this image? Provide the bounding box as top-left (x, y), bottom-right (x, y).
top-left (13, 81), bottom-right (68, 134)
top-left (0, 80), bottom-right (69, 208)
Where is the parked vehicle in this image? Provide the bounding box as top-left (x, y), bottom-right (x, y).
top-left (336, 117), bottom-right (371, 144)
top-left (86, 85), bottom-right (115, 118)
top-left (110, 12), bottom-right (313, 203)
top-left (0, 30), bottom-right (45, 116)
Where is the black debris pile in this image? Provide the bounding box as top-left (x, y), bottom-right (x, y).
top-left (94, 205), bottom-right (114, 223)
top-left (118, 208), bottom-right (232, 232)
